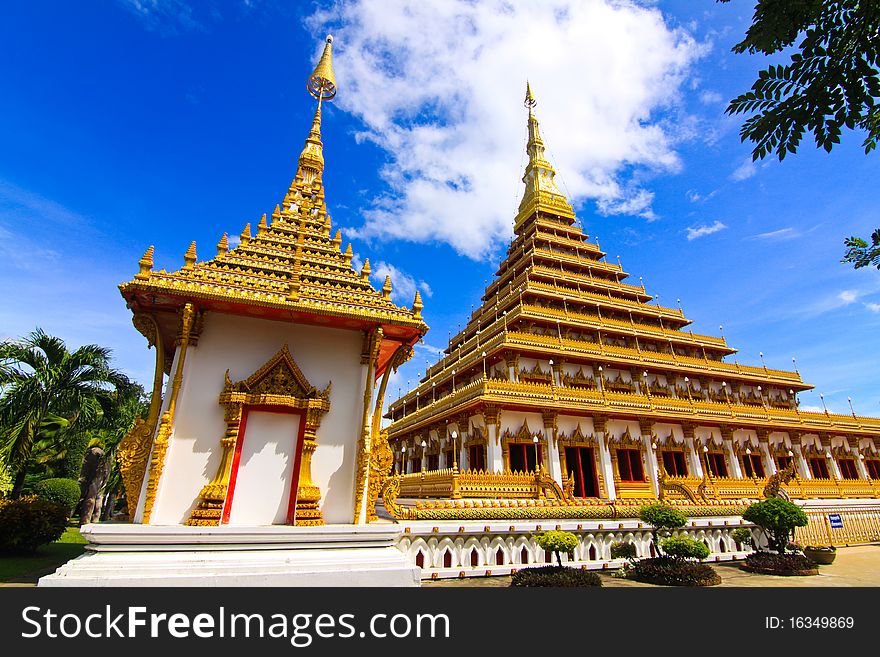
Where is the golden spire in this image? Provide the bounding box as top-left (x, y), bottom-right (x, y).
top-left (307, 35), bottom-right (337, 101)
top-left (135, 246), bottom-right (154, 280)
top-left (361, 257), bottom-right (371, 280)
top-left (382, 275), bottom-right (393, 300)
top-left (515, 81), bottom-right (574, 231)
top-left (217, 233), bottom-right (229, 256)
top-left (183, 241), bottom-right (197, 269)
top-left (411, 290), bottom-right (424, 320)
top-left (258, 213), bottom-right (269, 235)
top-left (297, 35), bottom-right (337, 185)
top-left (240, 223), bottom-right (252, 246)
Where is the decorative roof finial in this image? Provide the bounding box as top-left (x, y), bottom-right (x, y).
top-left (412, 290), bottom-right (424, 320)
top-left (361, 257), bottom-right (371, 280)
top-left (217, 233), bottom-right (229, 256)
top-left (344, 243), bottom-right (353, 264)
top-left (240, 223), bottom-right (252, 246)
top-left (307, 35), bottom-right (337, 101)
top-left (382, 275), bottom-right (393, 300)
top-left (183, 241), bottom-right (197, 269)
top-left (524, 80), bottom-right (536, 111)
top-left (135, 245), bottom-right (154, 280)
top-left (258, 213), bottom-right (269, 235)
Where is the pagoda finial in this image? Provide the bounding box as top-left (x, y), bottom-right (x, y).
top-left (217, 233), bottom-right (229, 256)
top-left (382, 275), bottom-right (393, 300)
top-left (333, 228), bottom-right (342, 249)
top-left (411, 290), bottom-right (424, 320)
top-left (361, 257), bottom-right (371, 280)
top-left (240, 223), bottom-right (252, 246)
top-left (258, 213), bottom-right (269, 235)
top-left (184, 241), bottom-right (197, 269)
top-left (344, 243), bottom-right (353, 264)
top-left (515, 81), bottom-right (574, 231)
top-left (308, 35), bottom-right (337, 101)
top-left (135, 245), bottom-right (154, 280)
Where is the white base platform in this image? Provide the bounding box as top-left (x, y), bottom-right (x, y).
top-left (38, 523), bottom-right (421, 587)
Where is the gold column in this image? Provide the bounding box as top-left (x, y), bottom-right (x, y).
top-left (295, 407), bottom-right (326, 525)
top-left (142, 303), bottom-right (198, 524)
top-left (186, 403), bottom-right (243, 526)
top-left (353, 328), bottom-right (381, 523)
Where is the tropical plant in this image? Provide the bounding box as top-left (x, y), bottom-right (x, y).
top-left (639, 503), bottom-right (688, 552)
top-left (610, 541), bottom-right (638, 563)
top-left (0, 329), bottom-right (126, 498)
top-left (0, 495), bottom-right (68, 554)
top-left (0, 462), bottom-right (12, 498)
top-left (535, 530), bottom-right (579, 567)
top-left (742, 497), bottom-right (809, 555)
top-left (659, 536), bottom-right (710, 561)
top-left (34, 477), bottom-right (82, 516)
top-left (731, 527), bottom-right (754, 549)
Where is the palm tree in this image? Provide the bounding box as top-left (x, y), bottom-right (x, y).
top-left (0, 328), bottom-right (125, 498)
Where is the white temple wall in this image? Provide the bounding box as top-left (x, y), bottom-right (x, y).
top-left (499, 411), bottom-right (544, 437)
top-left (556, 415), bottom-right (593, 436)
top-left (149, 312), bottom-right (364, 526)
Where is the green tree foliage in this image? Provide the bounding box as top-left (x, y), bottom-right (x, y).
top-left (731, 527), bottom-right (755, 549)
top-left (0, 496), bottom-right (68, 554)
top-left (721, 0), bottom-right (880, 270)
top-left (0, 329), bottom-right (127, 497)
top-left (610, 541), bottom-right (638, 562)
top-left (0, 463), bottom-right (12, 498)
top-left (742, 497), bottom-right (809, 554)
top-left (34, 478), bottom-right (82, 516)
top-left (536, 530), bottom-right (579, 567)
top-left (639, 503), bottom-right (689, 554)
top-left (659, 536), bottom-right (711, 561)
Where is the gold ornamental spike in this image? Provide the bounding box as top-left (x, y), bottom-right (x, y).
top-left (361, 258), bottom-right (371, 280)
top-left (258, 213), bottom-right (269, 235)
top-left (344, 243), bottom-right (353, 264)
top-left (412, 290), bottom-right (424, 320)
top-left (308, 35), bottom-right (336, 101)
top-left (240, 223), bottom-right (252, 246)
top-left (382, 275), bottom-right (393, 300)
top-left (217, 233), bottom-right (229, 256)
top-left (135, 245), bottom-right (154, 280)
top-left (524, 80), bottom-right (536, 109)
top-left (184, 241), bottom-right (197, 268)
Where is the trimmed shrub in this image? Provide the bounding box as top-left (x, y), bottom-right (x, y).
top-left (742, 498), bottom-right (808, 554)
top-left (0, 464), bottom-right (13, 498)
top-left (639, 504), bottom-right (688, 531)
top-left (536, 530), bottom-right (579, 567)
top-left (610, 541), bottom-right (637, 561)
top-left (0, 496), bottom-right (68, 554)
top-left (627, 557), bottom-right (721, 586)
top-left (731, 527), bottom-right (753, 549)
top-left (511, 566), bottom-right (602, 587)
top-left (34, 478), bottom-right (81, 516)
top-left (742, 551), bottom-right (818, 575)
top-left (659, 536), bottom-right (710, 561)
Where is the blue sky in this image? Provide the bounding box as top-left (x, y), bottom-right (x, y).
top-left (1, 1), bottom-right (878, 418)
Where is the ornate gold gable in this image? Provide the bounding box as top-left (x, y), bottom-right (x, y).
top-left (186, 345), bottom-right (331, 526)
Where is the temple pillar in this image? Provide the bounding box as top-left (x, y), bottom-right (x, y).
top-left (594, 415), bottom-right (616, 500)
top-left (639, 419), bottom-right (660, 496)
top-left (542, 410), bottom-right (562, 484)
top-left (504, 351), bottom-right (519, 382)
top-left (483, 405), bottom-right (503, 473)
top-left (681, 423), bottom-right (703, 478)
top-left (819, 434), bottom-right (842, 479)
top-left (551, 360), bottom-right (564, 387)
top-left (721, 426), bottom-right (743, 478)
top-left (792, 435), bottom-right (811, 479)
top-left (849, 438), bottom-right (870, 479)
top-left (757, 430), bottom-right (776, 476)
top-left (436, 425), bottom-right (447, 469)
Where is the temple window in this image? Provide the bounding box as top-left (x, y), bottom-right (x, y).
top-left (411, 458), bottom-right (422, 473)
top-left (444, 448), bottom-right (455, 467)
top-left (470, 550), bottom-right (479, 567)
top-left (443, 551), bottom-right (452, 568)
top-left (508, 443), bottom-right (543, 472)
top-left (520, 547), bottom-right (529, 564)
top-left (808, 457), bottom-right (830, 479)
top-left (616, 449), bottom-right (645, 482)
top-left (775, 455), bottom-right (793, 471)
top-left (661, 450), bottom-right (688, 477)
top-left (837, 458), bottom-right (859, 480)
top-left (705, 452), bottom-right (728, 477)
top-left (468, 445), bottom-right (486, 471)
top-left (427, 454), bottom-right (439, 471)
top-left (741, 454), bottom-right (765, 478)
top-left (495, 548), bottom-right (505, 565)
top-left (866, 459), bottom-right (880, 479)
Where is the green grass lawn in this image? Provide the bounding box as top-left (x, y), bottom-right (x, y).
top-left (0, 526), bottom-right (87, 584)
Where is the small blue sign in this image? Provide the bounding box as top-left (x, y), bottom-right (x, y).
top-left (828, 513), bottom-right (843, 529)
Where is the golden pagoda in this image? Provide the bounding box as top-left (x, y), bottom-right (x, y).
top-left (117, 36), bottom-right (427, 529)
top-left (383, 84), bottom-right (880, 524)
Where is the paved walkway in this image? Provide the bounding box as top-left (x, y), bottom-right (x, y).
top-left (423, 544), bottom-right (880, 587)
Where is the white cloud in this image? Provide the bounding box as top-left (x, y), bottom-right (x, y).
top-left (308, 0), bottom-right (706, 259)
top-left (685, 220), bottom-right (727, 241)
top-left (369, 261), bottom-right (433, 305)
top-left (838, 290), bottom-right (858, 305)
top-left (865, 302), bottom-right (880, 313)
top-left (751, 227), bottom-right (800, 241)
top-left (730, 157), bottom-right (756, 181)
top-left (698, 90), bottom-right (723, 104)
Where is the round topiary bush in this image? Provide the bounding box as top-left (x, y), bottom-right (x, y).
top-left (535, 530), bottom-right (579, 567)
top-left (626, 557), bottom-right (721, 586)
top-left (34, 478), bottom-right (81, 516)
top-left (742, 497), bottom-right (808, 554)
top-left (511, 566), bottom-right (602, 587)
top-left (0, 496), bottom-right (69, 554)
top-left (731, 527), bottom-right (754, 549)
top-left (659, 536), bottom-right (710, 561)
top-left (639, 504), bottom-right (688, 532)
